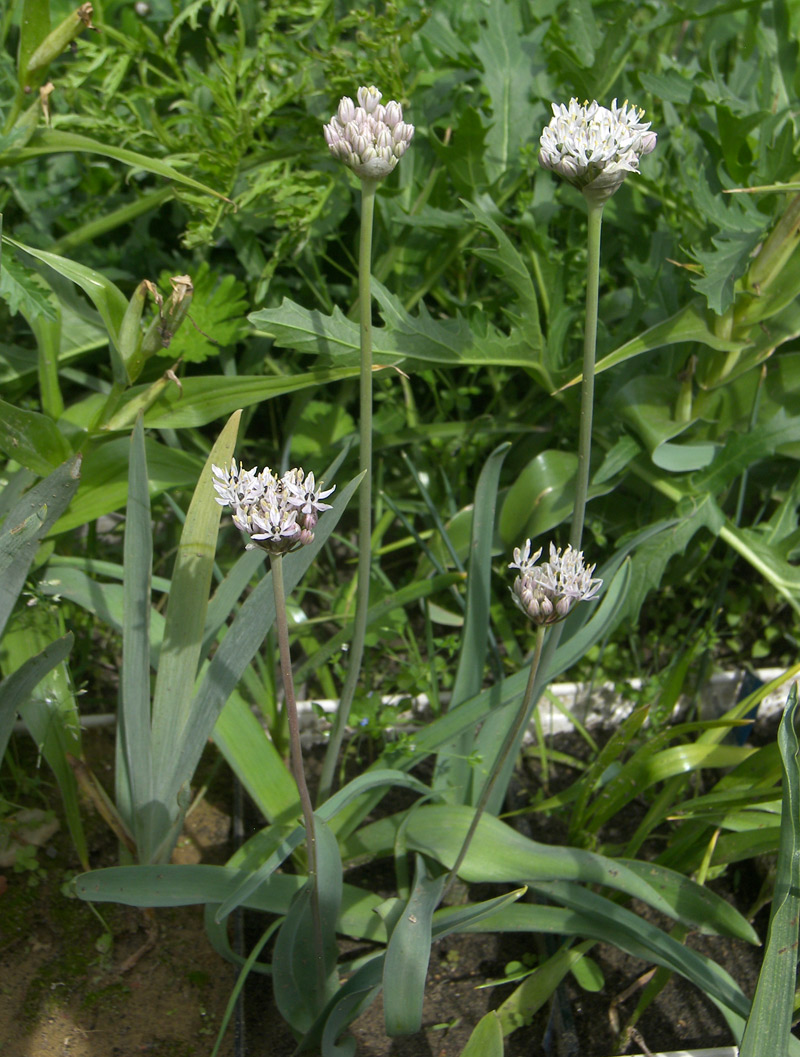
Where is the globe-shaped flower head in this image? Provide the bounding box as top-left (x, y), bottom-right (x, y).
top-left (212, 461), bottom-right (335, 556)
top-left (539, 98), bottom-right (657, 205)
top-left (324, 85), bottom-right (414, 180)
top-left (509, 541), bottom-right (602, 626)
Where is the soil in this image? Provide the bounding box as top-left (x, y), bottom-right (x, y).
top-left (0, 725), bottom-right (783, 1057)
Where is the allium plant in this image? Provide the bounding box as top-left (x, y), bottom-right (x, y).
top-left (539, 98), bottom-right (656, 552)
top-left (318, 86), bottom-right (415, 802)
top-left (213, 459), bottom-right (336, 997)
top-left (442, 539), bottom-right (602, 900)
top-left (481, 100), bottom-right (656, 820)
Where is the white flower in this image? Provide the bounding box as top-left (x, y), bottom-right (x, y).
top-left (539, 98), bottom-right (656, 204)
top-left (213, 462), bottom-right (335, 555)
top-left (324, 85), bottom-right (414, 180)
top-left (509, 541), bottom-right (602, 625)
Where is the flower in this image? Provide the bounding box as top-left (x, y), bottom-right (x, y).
top-left (324, 85), bottom-right (414, 179)
top-left (212, 460), bottom-right (335, 555)
top-left (509, 541), bottom-right (602, 625)
top-left (539, 98), bottom-right (656, 204)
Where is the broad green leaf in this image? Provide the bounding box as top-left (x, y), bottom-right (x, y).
top-left (621, 494), bottom-right (725, 624)
top-left (496, 941), bottom-right (594, 1035)
top-left (429, 107), bottom-right (490, 195)
top-left (154, 264), bottom-right (249, 364)
top-left (617, 859), bottom-right (759, 945)
top-left (383, 854), bottom-right (445, 1036)
top-left (691, 409), bottom-right (800, 496)
top-left (212, 690), bottom-right (300, 825)
top-left (0, 633), bottom-right (73, 762)
top-left (302, 889), bottom-right (526, 1055)
top-left (0, 398), bottom-right (72, 475)
top-left (37, 565), bottom-right (164, 668)
top-left (559, 301), bottom-right (741, 391)
top-left (0, 454), bottom-right (81, 637)
top-left (215, 768), bottom-right (434, 922)
top-left (471, 0), bottom-right (541, 178)
top-left (462, 197), bottom-right (542, 351)
top-left (348, 805), bottom-right (679, 920)
top-left (460, 1011), bottom-right (504, 1056)
top-left (740, 684), bottom-right (800, 1057)
top-left (1, 607), bottom-right (86, 869)
top-left (587, 743), bottom-right (756, 829)
top-left (499, 449), bottom-right (613, 543)
top-left (610, 376), bottom-right (716, 471)
top-left (527, 881), bottom-right (750, 1020)
top-left (251, 283), bottom-right (541, 371)
top-left (692, 228), bottom-right (763, 315)
top-left (3, 236), bottom-right (129, 376)
top-left (723, 521), bottom-right (800, 613)
top-left (49, 437), bottom-right (203, 536)
top-left (0, 251), bottom-right (58, 322)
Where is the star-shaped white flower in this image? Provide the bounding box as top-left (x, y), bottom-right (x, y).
top-left (539, 98), bottom-right (656, 204)
top-left (509, 541), bottom-right (602, 625)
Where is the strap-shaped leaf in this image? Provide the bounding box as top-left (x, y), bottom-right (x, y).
top-left (740, 682), bottom-right (800, 1057)
top-left (383, 854), bottom-right (445, 1036)
top-left (118, 416), bottom-right (155, 858)
top-left (433, 441), bottom-right (510, 803)
top-left (214, 768), bottom-right (434, 923)
top-left (272, 819), bottom-right (341, 1035)
top-left (149, 412), bottom-right (241, 847)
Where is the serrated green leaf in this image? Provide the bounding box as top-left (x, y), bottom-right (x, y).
top-left (692, 229), bottom-right (763, 314)
top-left (154, 264), bottom-right (249, 364)
top-left (0, 252), bottom-right (58, 322)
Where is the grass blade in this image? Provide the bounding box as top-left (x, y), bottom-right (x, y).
top-left (740, 682), bottom-right (800, 1057)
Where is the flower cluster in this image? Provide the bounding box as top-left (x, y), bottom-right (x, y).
top-left (212, 460), bottom-right (335, 556)
top-left (509, 541), bottom-right (602, 626)
top-left (539, 98), bottom-right (656, 204)
top-left (324, 85), bottom-right (414, 180)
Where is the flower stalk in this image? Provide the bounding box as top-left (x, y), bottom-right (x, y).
top-left (441, 624), bottom-right (547, 903)
top-left (571, 198), bottom-right (604, 551)
top-left (318, 87), bottom-right (414, 804)
top-left (317, 178), bottom-right (378, 805)
top-left (270, 553), bottom-right (325, 998)
top-left (443, 543), bottom-right (601, 900)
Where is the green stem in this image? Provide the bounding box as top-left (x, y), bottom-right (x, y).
top-left (483, 197), bottom-right (605, 812)
top-left (317, 177), bottom-right (378, 804)
top-left (570, 199), bottom-right (604, 552)
top-left (441, 625), bottom-right (547, 903)
top-left (271, 553), bottom-right (325, 996)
